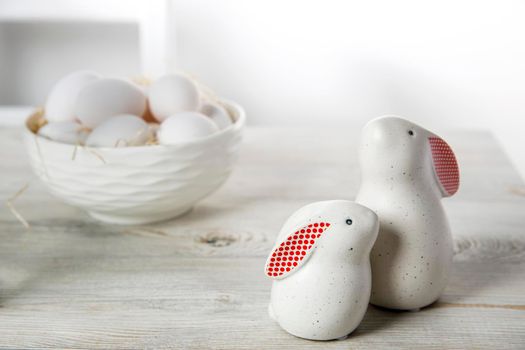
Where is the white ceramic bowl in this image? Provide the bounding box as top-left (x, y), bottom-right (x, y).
top-left (24, 100), bottom-right (245, 225)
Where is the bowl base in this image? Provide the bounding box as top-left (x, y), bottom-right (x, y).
top-left (88, 206), bottom-right (193, 225)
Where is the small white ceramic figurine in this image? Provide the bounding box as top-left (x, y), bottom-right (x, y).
top-left (356, 115), bottom-right (460, 311)
top-left (266, 200), bottom-right (379, 340)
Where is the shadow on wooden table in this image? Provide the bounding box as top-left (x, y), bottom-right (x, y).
top-left (351, 303), bottom-right (415, 339)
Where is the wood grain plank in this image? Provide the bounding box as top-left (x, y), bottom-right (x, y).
top-left (0, 126), bottom-right (524, 349)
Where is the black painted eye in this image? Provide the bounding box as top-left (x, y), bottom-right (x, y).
top-left (408, 130), bottom-right (415, 136)
top-left (346, 219), bottom-right (353, 225)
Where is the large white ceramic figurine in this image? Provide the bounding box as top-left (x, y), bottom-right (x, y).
top-left (356, 116), bottom-right (460, 310)
top-left (266, 200), bottom-right (379, 340)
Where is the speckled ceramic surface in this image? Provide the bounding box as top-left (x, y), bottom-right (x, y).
top-left (24, 100), bottom-right (245, 225)
top-left (266, 200), bottom-right (379, 340)
top-left (356, 116), bottom-right (460, 310)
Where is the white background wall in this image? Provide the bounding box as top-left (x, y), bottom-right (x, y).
top-left (172, 0), bottom-right (525, 178)
top-left (0, 21), bottom-right (140, 105)
top-left (0, 0), bottom-right (524, 178)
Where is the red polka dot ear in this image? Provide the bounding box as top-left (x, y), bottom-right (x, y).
top-left (429, 137), bottom-right (460, 197)
top-left (265, 222), bottom-right (331, 279)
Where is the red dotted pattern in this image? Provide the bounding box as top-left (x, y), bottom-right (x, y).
top-left (429, 137), bottom-right (460, 196)
top-left (265, 222), bottom-right (331, 279)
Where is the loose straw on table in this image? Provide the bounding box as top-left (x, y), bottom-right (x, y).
top-left (5, 183), bottom-right (31, 229)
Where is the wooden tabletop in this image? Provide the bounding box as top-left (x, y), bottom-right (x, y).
top-left (1, 126), bottom-right (524, 349)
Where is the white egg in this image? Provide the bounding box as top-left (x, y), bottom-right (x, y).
top-left (45, 71), bottom-right (101, 122)
top-left (157, 112), bottom-right (219, 145)
top-left (75, 78), bottom-right (147, 128)
top-left (86, 114), bottom-right (150, 148)
top-left (201, 102), bottom-right (232, 129)
top-left (38, 121), bottom-right (90, 145)
top-left (148, 74), bottom-right (200, 122)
